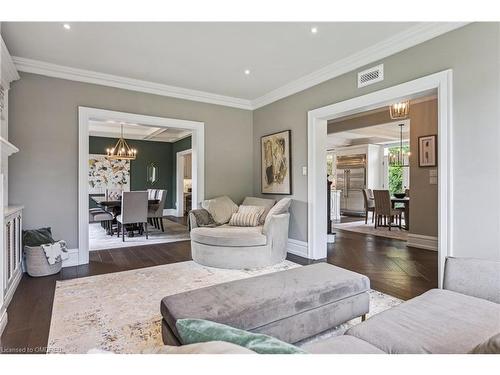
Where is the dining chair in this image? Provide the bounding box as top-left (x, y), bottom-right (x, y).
top-left (116, 191), bottom-right (148, 242)
top-left (362, 188), bottom-right (375, 224)
top-left (373, 190), bottom-right (403, 231)
top-left (148, 189), bottom-right (167, 232)
top-left (106, 188), bottom-right (123, 201)
top-left (89, 208), bottom-right (114, 234)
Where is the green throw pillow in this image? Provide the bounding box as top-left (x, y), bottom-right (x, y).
top-left (22, 227), bottom-right (55, 247)
top-left (175, 319), bottom-right (306, 354)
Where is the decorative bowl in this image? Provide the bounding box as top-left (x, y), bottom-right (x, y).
top-left (394, 193), bottom-right (406, 199)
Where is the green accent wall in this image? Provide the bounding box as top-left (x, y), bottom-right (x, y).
top-left (89, 136), bottom-right (191, 209)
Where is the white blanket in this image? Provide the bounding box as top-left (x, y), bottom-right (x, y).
top-left (41, 240), bottom-right (69, 265)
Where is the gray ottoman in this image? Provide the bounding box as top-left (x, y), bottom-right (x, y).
top-left (161, 263), bottom-right (370, 345)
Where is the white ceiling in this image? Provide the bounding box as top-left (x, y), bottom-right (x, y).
top-left (88, 120), bottom-right (191, 143)
top-left (327, 120), bottom-right (410, 149)
top-left (1, 22), bottom-right (419, 99)
top-left (1, 22), bottom-right (466, 108)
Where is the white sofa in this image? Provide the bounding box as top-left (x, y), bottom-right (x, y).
top-left (189, 196), bottom-right (291, 269)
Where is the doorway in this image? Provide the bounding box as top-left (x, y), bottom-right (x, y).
top-left (307, 70), bottom-right (452, 287)
top-left (78, 107), bottom-right (205, 266)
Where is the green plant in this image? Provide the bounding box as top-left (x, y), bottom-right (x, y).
top-left (388, 146), bottom-right (409, 194)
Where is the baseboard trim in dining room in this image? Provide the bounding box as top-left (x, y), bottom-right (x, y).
top-left (407, 234), bottom-right (438, 251)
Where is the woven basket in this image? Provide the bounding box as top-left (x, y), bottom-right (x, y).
top-left (24, 245), bottom-right (62, 277)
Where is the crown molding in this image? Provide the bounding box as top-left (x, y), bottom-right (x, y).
top-left (12, 57), bottom-right (253, 110)
top-left (250, 22), bottom-right (469, 109)
top-left (11, 22), bottom-right (468, 111)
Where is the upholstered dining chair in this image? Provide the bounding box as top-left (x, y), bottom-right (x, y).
top-left (362, 189), bottom-right (375, 224)
top-left (373, 190), bottom-right (403, 231)
top-left (106, 188), bottom-right (123, 201)
top-left (148, 189), bottom-right (167, 232)
top-left (116, 191), bottom-right (148, 242)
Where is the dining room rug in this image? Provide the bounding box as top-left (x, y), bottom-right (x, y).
top-left (47, 260), bottom-right (403, 354)
top-left (333, 220), bottom-right (408, 241)
top-left (89, 218), bottom-right (190, 251)
top-left (47, 260), bottom-right (300, 353)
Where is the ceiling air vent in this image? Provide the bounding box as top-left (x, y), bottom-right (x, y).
top-left (357, 64), bottom-right (384, 88)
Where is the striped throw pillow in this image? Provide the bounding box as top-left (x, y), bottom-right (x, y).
top-left (229, 205), bottom-right (265, 227)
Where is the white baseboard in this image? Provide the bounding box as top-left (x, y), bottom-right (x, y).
top-left (163, 208), bottom-right (181, 217)
top-left (0, 308), bottom-right (7, 336)
top-left (407, 234), bottom-right (438, 251)
top-left (287, 238), bottom-right (308, 258)
top-left (62, 248), bottom-right (80, 268)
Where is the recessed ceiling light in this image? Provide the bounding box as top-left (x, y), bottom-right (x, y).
top-left (244, 69), bottom-right (251, 75)
top-left (63, 23), bottom-right (71, 30)
top-left (311, 26), bottom-right (318, 34)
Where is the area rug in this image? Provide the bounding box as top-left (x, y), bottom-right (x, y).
top-left (89, 218), bottom-right (190, 251)
top-left (333, 220), bottom-right (408, 241)
top-left (47, 260), bottom-right (300, 353)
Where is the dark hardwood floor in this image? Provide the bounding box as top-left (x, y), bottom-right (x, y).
top-left (0, 219), bottom-right (437, 354)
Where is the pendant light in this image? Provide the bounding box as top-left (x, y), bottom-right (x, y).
top-left (389, 101), bottom-right (410, 168)
top-left (106, 124), bottom-right (137, 160)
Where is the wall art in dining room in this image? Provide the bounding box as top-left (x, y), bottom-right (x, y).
top-left (261, 130), bottom-right (291, 194)
top-left (88, 154), bottom-right (131, 194)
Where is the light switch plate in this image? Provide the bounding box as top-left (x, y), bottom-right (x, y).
top-left (302, 166), bottom-right (307, 176)
top-left (429, 176), bottom-right (438, 185)
top-left (429, 169), bottom-right (437, 177)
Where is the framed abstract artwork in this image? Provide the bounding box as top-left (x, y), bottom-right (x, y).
top-left (418, 135), bottom-right (437, 167)
top-left (88, 154), bottom-right (131, 194)
top-left (261, 130), bottom-right (291, 195)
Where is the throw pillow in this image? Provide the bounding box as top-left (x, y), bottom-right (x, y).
top-left (176, 319), bottom-right (306, 354)
top-left (242, 197), bottom-right (276, 224)
top-left (469, 333), bottom-right (500, 354)
top-left (229, 205), bottom-right (265, 227)
top-left (22, 227), bottom-right (55, 247)
top-left (263, 197), bottom-right (292, 232)
top-left (201, 196), bottom-right (238, 224)
top-left (153, 341), bottom-right (255, 354)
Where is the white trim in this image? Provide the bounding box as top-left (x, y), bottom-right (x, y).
top-left (79, 107), bottom-right (204, 265)
top-left (0, 308), bottom-right (7, 336)
top-left (1, 37), bottom-right (20, 88)
top-left (176, 149), bottom-right (193, 217)
top-left (11, 23), bottom-right (467, 111)
top-left (14, 57), bottom-right (253, 110)
top-left (0, 136), bottom-right (19, 157)
top-left (2, 266), bottom-right (22, 307)
top-left (307, 70), bottom-right (453, 288)
top-left (287, 238), bottom-right (309, 258)
top-left (163, 209), bottom-right (178, 217)
top-left (62, 248), bottom-right (80, 268)
top-left (252, 23), bottom-right (467, 109)
top-left (407, 234), bottom-right (438, 252)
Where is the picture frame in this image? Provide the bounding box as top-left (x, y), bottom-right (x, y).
top-left (418, 135), bottom-right (437, 167)
top-left (261, 130), bottom-right (292, 195)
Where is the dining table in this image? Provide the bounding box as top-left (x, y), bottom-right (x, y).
top-left (91, 195), bottom-right (159, 209)
top-left (391, 196), bottom-right (410, 230)
top-left (90, 195), bottom-right (160, 236)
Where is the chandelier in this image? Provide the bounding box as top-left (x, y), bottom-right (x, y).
top-left (389, 100), bottom-right (410, 120)
top-left (389, 101), bottom-right (410, 168)
top-left (106, 124), bottom-right (137, 160)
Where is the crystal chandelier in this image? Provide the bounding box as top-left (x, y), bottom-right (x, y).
top-left (106, 124), bottom-right (137, 160)
top-left (389, 101), bottom-right (410, 168)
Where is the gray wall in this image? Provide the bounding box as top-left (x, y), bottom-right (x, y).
top-left (8, 73), bottom-right (253, 248)
top-left (253, 23), bottom-right (500, 260)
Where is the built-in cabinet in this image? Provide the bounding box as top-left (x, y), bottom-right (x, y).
top-left (1, 35), bottom-right (20, 335)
